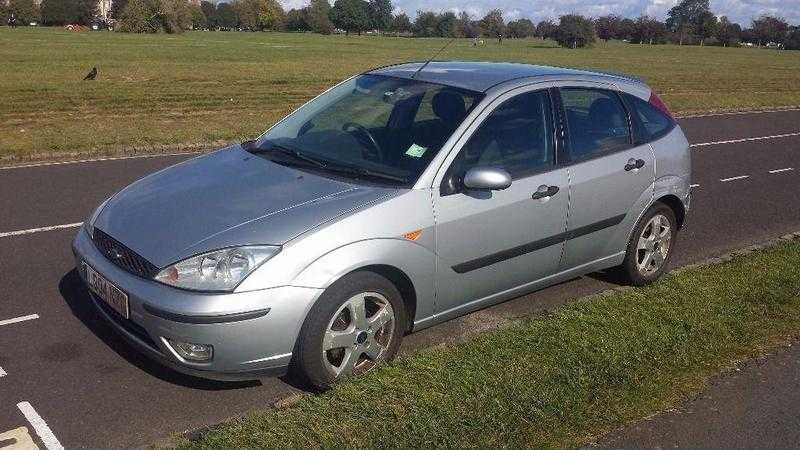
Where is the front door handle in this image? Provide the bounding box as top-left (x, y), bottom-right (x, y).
top-left (532, 185), bottom-right (559, 200)
top-left (625, 158), bottom-right (646, 171)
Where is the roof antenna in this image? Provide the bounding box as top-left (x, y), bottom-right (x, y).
top-left (412, 37), bottom-right (457, 79)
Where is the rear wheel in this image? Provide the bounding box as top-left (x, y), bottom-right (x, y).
top-left (620, 202), bottom-right (677, 286)
top-left (293, 271), bottom-right (407, 390)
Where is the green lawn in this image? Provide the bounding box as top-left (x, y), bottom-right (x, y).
top-left (2, 27), bottom-right (800, 160)
top-left (177, 236), bottom-right (800, 449)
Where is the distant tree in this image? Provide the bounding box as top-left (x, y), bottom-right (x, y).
top-left (595, 15), bottom-right (621, 42)
top-left (0, 2), bottom-right (9, 25)
top-left (785, 26), bottom-right (800, 50)
top-left (109, 0), bottom-right (128, 19)
top-left (751, 15), bottom-right (789, 46)
top-left (479, 9), bottom-right (505, 38)
top-left (367, 0), bottom-right (391, 32)
top-left (535, 19), bottom-right (556, 40)
top-left (9, 0), bottom-right (40, 24)
top-left (435, 11), bottom-right (457, 37)
top-left (554, 14), bottom-right (595, 48)
top-left (285, 8), bottom-right (309, 31)
top-left (232, 0), bottom-right (283, 31)
top-left (188, 3), bottom-right (207, 29)
top-left (456, 11), bottom-right (480, 38)
top-left (390, 12), bottom-right (412, 34)
top-left (308, 0), bottom-right (333, 34)
top-left (215, 1), bottom-right (237, 28)
top-left (695, 10), bottom-right (717, 45)
top-left (714, 16), bottom-right (740, 46)
top-left (507, 18), bottom-right (535, 38)
top-left (258, 0), bottom-right (285, 30)
top-left (617, 17), bottom-right (636, 40)
top-left (41, 0), bottom-right (75, 25)
top-left (118, 0), bottom-right (165, 32)
top-left (412, 10), bottom-right (437, 37)
top-left (633, 15), bottom-right (666, 44)
top-left (329, 0), bottom-right (370, 35)
top-left (739, 27), bottom-right (757, 45)
top-left (200, 1), bottom-right (216, 27)
top-left (666, 0), bottom-right (711, 45)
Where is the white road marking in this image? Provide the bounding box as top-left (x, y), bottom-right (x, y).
top-left (0, 314), bottom-right (39, 327)
top-left (691, 132), bottom-right (800, 148)
top-left (0, 222), bottom-right (83, 239)
top-left (678, 107), bottom-right (800, 119)
top-left (720, 175), bottom-right (750, 182)
top-left (690, 184), bottom-right (700, 188)
top-left (17, 402), bottom-right (64, 450)
top-left (0, 151), bottom-right (199, 171)
top-left (0, 366), bottom-right (6, 377)
top-left (769, 167), bottom-right (794, 174)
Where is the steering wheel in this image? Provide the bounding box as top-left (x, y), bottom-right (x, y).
top-left (342, 122), bottom-right (383, 163)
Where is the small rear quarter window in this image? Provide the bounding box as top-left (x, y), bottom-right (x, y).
top-left (624, 93), bottom-right (674, 143)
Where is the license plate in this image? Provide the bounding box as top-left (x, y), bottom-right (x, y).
top-left (85, 263), bottom-right (130, 319)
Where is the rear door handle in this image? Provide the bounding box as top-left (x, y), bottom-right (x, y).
top-left (532, 185), bottom-right (559, 200)
top-left (625, 158), bottom-right (645, 171)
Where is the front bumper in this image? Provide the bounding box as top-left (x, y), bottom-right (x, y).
top-left (72, 227), bottom-right (322, 381)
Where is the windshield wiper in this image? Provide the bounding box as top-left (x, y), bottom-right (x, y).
top-left (247, 142), bottom-right (328, 169)
top-left (323, 164), bottom-right (408, 184)
top-left (245, 141), bottom-right (406, 184)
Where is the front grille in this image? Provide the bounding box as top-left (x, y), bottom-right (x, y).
top-left (92, 228), bottom-right (159, 279)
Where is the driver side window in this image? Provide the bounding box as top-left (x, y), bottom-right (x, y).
top-left (445, 89), bottom-right (555, 189)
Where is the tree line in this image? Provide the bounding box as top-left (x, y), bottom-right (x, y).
top-left (2, 0), bottom-right (799, 50)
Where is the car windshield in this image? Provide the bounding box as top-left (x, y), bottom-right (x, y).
top-left (252, 74), bottom-right (483, 186)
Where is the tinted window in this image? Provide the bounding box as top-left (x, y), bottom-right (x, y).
top-left (446, 90), bottom-right (554, 182)
top-left (624, 93), bottom-right (674, 143)
top-left (561, 88), bottom-right (631, 160)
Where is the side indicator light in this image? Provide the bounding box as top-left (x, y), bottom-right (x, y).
top-left (403, 230), bottom-right (422, 241)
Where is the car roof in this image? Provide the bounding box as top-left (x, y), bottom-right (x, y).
top-left (367, 61), bottom-right (644, 93)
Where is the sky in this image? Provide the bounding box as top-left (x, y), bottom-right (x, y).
top-left (278, 0), bottom-right (800, 26)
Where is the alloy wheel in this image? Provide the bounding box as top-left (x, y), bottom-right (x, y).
top-left (322, 292), bottom-right (395, 378)
top-left (636, 213), bottom-right (672, 276)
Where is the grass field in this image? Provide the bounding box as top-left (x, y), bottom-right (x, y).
top-left (178, 236), bottom-right (800, 449)
top-left (2, 27), bottom-right (800, 160)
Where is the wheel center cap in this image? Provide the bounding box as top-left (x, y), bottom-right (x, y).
top-left (356, 331), bottom-right (368, 345)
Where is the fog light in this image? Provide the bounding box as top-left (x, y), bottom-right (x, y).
top-left (166, 339), bottom-right (213, 362)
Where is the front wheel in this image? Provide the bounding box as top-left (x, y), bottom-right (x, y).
top-left (292, 271), bottom-right (407, 390)
top-left (620, 202), bottom-right (678, 286)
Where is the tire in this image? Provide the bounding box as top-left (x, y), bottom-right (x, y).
top-left (292, 271), bottom-right (408, 390)
top-left (619, 202), bottom-right (678, 286)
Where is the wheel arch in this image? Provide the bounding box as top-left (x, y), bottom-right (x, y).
top-left (655, 194), bottom-right (686, 229)
top-left (352, 264), bottom-right (417, 333)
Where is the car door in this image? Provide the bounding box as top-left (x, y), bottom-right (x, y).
top-left (556, 86), bottom-right (655, 270)
top-left (432, 87), bottom-right (570, 319)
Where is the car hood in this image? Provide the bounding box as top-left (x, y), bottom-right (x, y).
top-left (94, 145), bottom-right (398, 268)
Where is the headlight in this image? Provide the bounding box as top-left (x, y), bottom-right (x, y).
top-left (154, 246), bottom-right (281, 292)
top-left (84, 198), bottom-right (110, 238)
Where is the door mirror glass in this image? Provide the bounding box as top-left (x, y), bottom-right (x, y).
top-left (463, 167), bottom-right (512, 191)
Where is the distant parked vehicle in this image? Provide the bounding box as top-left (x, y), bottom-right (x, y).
top-left (73, 61), bottom-right (691, 389)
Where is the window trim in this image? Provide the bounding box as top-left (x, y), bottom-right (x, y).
top-left (438, 87), bottom-right (558, 196)
top-left (555, 87), bottom-right (637, 166)
top-left (620, 92), bottom-right (677, 145)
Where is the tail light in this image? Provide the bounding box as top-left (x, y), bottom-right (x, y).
top-left (648, 92), bottom-right (675, 122)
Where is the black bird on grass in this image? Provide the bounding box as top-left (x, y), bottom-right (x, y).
top-left (83, 67), bottom-right (98, 81)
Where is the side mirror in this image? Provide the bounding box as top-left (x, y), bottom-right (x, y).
top-left (463, 167), bottom-right (512, 191)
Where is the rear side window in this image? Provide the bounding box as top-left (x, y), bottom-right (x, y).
top-left (448, 90), bottom-right (554, 180)
top-left (560, 88), bottom-right (631, 160)
top-left (623, 93), bottom-right (675, 143)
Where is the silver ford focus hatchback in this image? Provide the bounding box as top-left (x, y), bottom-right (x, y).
top-left (73, 61), bottom-right (691, 388)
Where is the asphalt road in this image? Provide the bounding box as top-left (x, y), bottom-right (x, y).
top-left (1, 109), bottom-right (799, 449)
